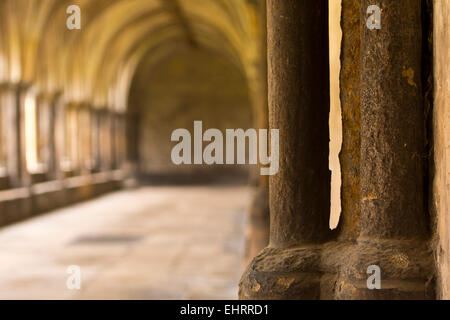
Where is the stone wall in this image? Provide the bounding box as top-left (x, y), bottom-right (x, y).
top-left (129, 47), bottom-right (253, 184)
top-left (433, 0), bottom-right (450, 300)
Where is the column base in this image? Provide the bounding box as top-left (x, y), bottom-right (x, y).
top-left (240, 239), bottom-right (435, 300)
top-left (240, 246), bottom-right (324, 299)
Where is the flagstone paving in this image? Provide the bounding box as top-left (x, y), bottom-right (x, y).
top-left (0, 186), bottom-right (250, 300)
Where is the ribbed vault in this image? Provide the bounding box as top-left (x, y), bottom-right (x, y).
top-left (0, 0), bottom-right (264, 113)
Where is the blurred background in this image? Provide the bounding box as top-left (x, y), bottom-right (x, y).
top-left (0, 0), bottom-right (342, 299)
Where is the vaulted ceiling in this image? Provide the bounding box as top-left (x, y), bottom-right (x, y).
top-left (0, 0), bottom-right (265, 112)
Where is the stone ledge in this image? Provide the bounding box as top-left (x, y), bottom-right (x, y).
top-left (0, 171), bottom-right (124, 228)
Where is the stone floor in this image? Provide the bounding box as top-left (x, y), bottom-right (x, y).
top-left (0, 186), bottom-right (251, 300)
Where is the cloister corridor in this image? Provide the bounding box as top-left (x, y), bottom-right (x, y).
top-left (0, 186), bottom-right (250, 299)
top-left (0, 0), bottom-right (269, 300)
top-left (1, 0), bottom-right (449, 301)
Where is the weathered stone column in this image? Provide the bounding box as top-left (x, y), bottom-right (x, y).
top-left (336, 0), bottom-right (434, 299)
top-left (360, 0), bottom-right (428, 240)
top-left (268, 0), bottom-right (330, 248)
top-left (36, 93), bottom-right (52, 179)
top-left (99, 108), bottom-right (112, 171)
top-left (337, 0), bottom-right (361, 241)
top-left (114, 113), bottom-right (126, 169)
top-left (2, 84), bottom-right (30, 188)
top-left (90, 108), bottom-right (101, 173)
top-left (0, 86), bottom-right (7, 189)
top-left (240, 0), bottom-right (331, 299)
top-left (77, 103), bottom-right (92, 175)
top-left (109, 110), bottom-right (117, 170)
top-left (53, 95), bottom-right (66, 180)
top-left (125, 111), bottom-right (140, 180)
top-left (64, 103), bottom-right (80, 175)
top-left (49, 93), bottom-right (64, 181)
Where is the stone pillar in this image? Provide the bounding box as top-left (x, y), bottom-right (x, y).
top-left (53, 95), bottom-right (66, 179)
top-left (267, 0), bottom-right (330, 248)
top-left (335, 0), bottom-right (434, 299)
top-left (99, 108), bottom-right (112, 171)
top-left (337, 0), bottom-right (361, 240)
top-left (360, 0), bottom-right (427, 239)
top-left (125, 111), bottom-right (140, 179)
top-left (64, 103), bottom-right (79, 175)
top-left (241, 0), bottom-right (435, 300)
top-left (47, 93), bottom-right (63, 181)
top-left (91, 108), bottom-right (101, 173)
top-left (114, 113), bottom-right (126, 170)
top-left (109, 110), bottom-right (117, 170)
top-left (77, 103), bottom-right (92, 175)
top-left (0, 86), bottom-right (7, 189)
top-left (2, 84), bottom-right (30, 188)
top-left (36, 94), bottom-right (52, 178)
top-left (240, 0), bottom-right (331, 299)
